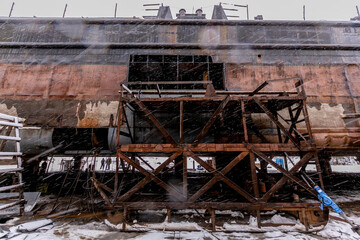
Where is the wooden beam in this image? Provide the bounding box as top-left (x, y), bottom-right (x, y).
top-left (192, 95), bottom-right (230, 146)
top-left (180, 101), bottom-right (184, 144)
top-left (241, 101), bottom-right (248, 142)
top-left (188, 152), bottom-right (249, 202)
top-left (249, 152), bottom-right (259, 198)
top-left (186, 151), bottom-right (256, 203)
top-left (261, 152), bottom-right (314, 202)
top-left (249, 145), bottom-right (316, 196)
top-left (133, 97), bottom-right (177, 145)
top-left (183, 153), bottom-right (188, 199)
top-left (118, 151), bottom-right (182, 202)
top-left (119, 143), bottom-right (310, 153)
top-left (91, 177), bottom-right (113, 207)
top-left (118, 151), bottom-right (186, 201)
top-left (253, 97), bottom-right (300, 149)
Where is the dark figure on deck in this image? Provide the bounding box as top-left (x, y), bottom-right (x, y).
top-left (106, 157), bottom-right (112, 170)
top-left (100, 158), bottom-right (105, 170)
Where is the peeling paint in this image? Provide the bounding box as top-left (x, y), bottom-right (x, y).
top-left (307, 103), bottom-right (345, 128)
top-left (77, 101), bottom-right (119, 128)
top-left (0, 103), bottom-right (18, 117)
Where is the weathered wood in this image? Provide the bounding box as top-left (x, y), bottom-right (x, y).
top-left (241, 101), bottom-right (248, 142)
top-left (261, 152), bottom-right (314, 201)
top-left (188, 152), bottom-right (249, 202)
top-left (112, 201), bottom-right (324, 210)
top-left (180, 101), bottom-right (183, 144)
top-left (249, 145), bottom-right (316, 197)
top-left (133, 97), bottom-right (177, 145)
top-left (186, 151), bottom-right (256, 203)
top-left (192, 95), bottom-right (230, 146)
top-left (126, 81), bottom-right (212, 85)
top-left (249, 152), bottom-right (259, 198)
top-left (183, 153), bottom-right (187, 199)
top-left (118, 151), bottom-right (182, 202)
top-left (119, 143), bottom-right (309, 153)
top-left (90, 177), bottom-right (113, 207)
top-left (118, 151), bottom-right (186, 201)
top-left (253, 97), bottom-right (300, 149)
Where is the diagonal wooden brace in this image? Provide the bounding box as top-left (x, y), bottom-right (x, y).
top-left (186, 150), bottom-right (256, 203)
top-left (118, 151), bottom-right (186, 201)
top-left (133, 97), bottom-right (177, 146)
top-left (261, 152), bottom-right (314, 202)
top-left (253, 97), bottom-right (300, 149)
top-left (192, 95), bottom-right (230, 147)
top-left (118, 151), bottom-right (182, 202)
top-left (90, 177), bottom-right (113, 207)
top-left (189, 152), bottom-right (249, 202)
top-left (248, 145), bottom-right (316, 196)
top-left (284, 102), bottom-right (303, 143)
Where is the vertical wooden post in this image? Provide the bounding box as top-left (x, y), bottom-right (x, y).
top-left (241, 101), bottom-right (248, 142)
top-left (210, 208), bottom-right (216, 232)
top-left (250, 152), bottom-right (261, 228)
top-left (115, 88), bottom-right (123, 194)
top-left (167, 208), bottom-right (172, 222)
top-left (249, 152), bottom-right (259, 198)
top-left (301, 208), bottom-right (309, 231)
top-left (314, 151), bottom-right (325, 189)
top-left (180, 101), bottom-right (184, 144)
top-left (122, 207), bottom-right (127, 230)
top-left (183, 153), bottom-right (187, 199)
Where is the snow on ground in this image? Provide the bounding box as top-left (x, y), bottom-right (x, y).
top-left (1, 191), bottom-right (360, 239)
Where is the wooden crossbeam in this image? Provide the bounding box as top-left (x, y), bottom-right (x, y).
top-left (129, 95), bottom-right (177, 145)
top-left (186, 150), bottom-right (256, 203)
top-left (284, 103), bottom-right (303, 143)
top-left (261, 152), bottom-right (314, 202)
top-left (189, 152), bottom-right (249, 202)
top-left (90, 177), bottom-right (113, 207)
top-left (118, 151), bottom-right (182, 202)
top-left (253, 97), bottom-right (300, 149)
top-left (248, 145), bottom-right (316, 196)
top-left (118, 151), bottom-right (186, 201)
top-left (192, 95), bottom-right (230, 146)
top-left (119, 143), bottom-right (312, 153)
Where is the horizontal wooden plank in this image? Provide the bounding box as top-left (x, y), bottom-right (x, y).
top-left (0, 113), bottom-right (25, 122)
top-left (0, 168), bottom-right (22, 173)
top-left (126, 81), bottom-right (212, 85)
top-left (0, 200), bottom-right (25, 211)
top-left (118, 143), bottom-right (312, 153)
top-left (0, 121), bottom-right (23, 128)
top-left (0, 136), bottom-right (21, 141)
top-left (112, 202), bottom-right (323, 210)
top-left (0, 152), bottom-right (22, 156)
top-left (0, 183), bottom-right (24, 193)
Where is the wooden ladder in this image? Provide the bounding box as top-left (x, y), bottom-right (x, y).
top-left (0, 113), bottom-right (25, 215)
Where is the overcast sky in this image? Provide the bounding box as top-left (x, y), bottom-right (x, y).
top-left (0, 0), bottom-right (359, 21)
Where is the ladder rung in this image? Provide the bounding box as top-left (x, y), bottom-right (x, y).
top-left (0, 136), bottom-right (21, 141)
top-left (0, 200), bottom-right (25, 211)
top-left (0, 121), bottom-right (22, 128)
top-left (0, 183), bottom-right (24, 193)
top-left (0, 113), bottom-right (25, 122)
top-left (0, 152), bottom-right (22, 156)
top-left (0, 168), bottom-right (23, 173)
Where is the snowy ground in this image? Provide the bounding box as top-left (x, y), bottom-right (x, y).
top-left (1, 190), bottom-right (360, 240)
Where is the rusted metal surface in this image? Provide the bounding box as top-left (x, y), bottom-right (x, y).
top-left (0, 18), bottom-right (357, 155)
